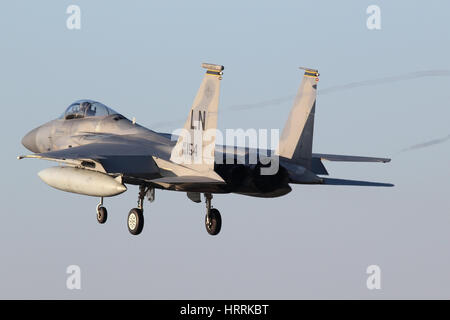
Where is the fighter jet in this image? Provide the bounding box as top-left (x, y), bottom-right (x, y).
top-left (19, 63), bottom-right (392, 236)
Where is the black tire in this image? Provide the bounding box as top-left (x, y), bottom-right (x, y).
top-left (128, 208), bottom-right (144, 235)
top-left (97, 207), bottom-right (107, 224)
top-left (205, 208), bottom-right (222, 236)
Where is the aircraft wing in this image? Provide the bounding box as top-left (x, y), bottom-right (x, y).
top-left (313, 153), bottom-right (391, 163)
top-left (18, 134), bottom-right (225, 187)
top-left (18, 135), bottom-right (168, 180)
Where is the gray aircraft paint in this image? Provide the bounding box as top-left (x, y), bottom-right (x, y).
top-left (19, 64), bottom-right (392, 204)
top-left (170, 63), bottom-right (224, 180)
top-left (276, 67), bottom-right (318, 168)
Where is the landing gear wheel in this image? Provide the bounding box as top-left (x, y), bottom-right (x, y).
top-left (205, 208), bottom-right (222, 236)
top-left (128, 208), bottom-right (144, 235)
top-left (97, 207), bottom-right (107, 224)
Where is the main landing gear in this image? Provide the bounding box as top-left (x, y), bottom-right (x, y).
top-left (96, 188), bottom-right (223, 236)
top-left (127, 185), bottom-right (155, 235)
top-left (204, 193), bottom-right (222, 236)
top-left (127, 207), bottom-right (144, 235)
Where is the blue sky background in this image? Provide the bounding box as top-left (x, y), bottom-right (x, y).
top-left (0, 0), bottom-right (449, 298)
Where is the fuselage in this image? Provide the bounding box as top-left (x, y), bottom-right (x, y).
top-left (22, 109), bottom-right (295, 198)
top-left (22, 114), bottom-right (167, 154)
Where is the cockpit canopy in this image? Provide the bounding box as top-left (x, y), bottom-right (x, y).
top-left (61, 100), bottom-right (119, 120)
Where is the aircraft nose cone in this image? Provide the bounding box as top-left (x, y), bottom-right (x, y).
top-left (21, 128), bottom-right (39, 153)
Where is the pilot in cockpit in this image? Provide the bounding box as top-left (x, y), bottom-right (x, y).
top-left (80, 101), bottom-right (95, 117)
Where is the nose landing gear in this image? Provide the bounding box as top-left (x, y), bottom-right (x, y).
top-left (96, 197), bottom-right (107, 224)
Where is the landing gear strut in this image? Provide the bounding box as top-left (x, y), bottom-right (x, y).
top-left (96, 197), bottom-right (107, 224)
top-left (204, 193), bottom-right (222, 236)
top-left (127, 185), bottom-right (153, 235)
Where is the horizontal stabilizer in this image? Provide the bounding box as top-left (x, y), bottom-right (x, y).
top-left (314, 153), bottom-right (391, 163)
top-left (322, 178), bottom-right (394, 187)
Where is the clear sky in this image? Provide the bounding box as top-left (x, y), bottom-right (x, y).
top-left (1, 0), bottom-right (449, 298)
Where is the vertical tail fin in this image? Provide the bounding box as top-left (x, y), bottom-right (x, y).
top-left (170, 63), bottom-right (224, 175)
top-left (276, 67), bottom-right (319, 168)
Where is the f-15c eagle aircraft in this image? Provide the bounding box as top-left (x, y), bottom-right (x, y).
top-left (19, 63), bottom-right (392, 236)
